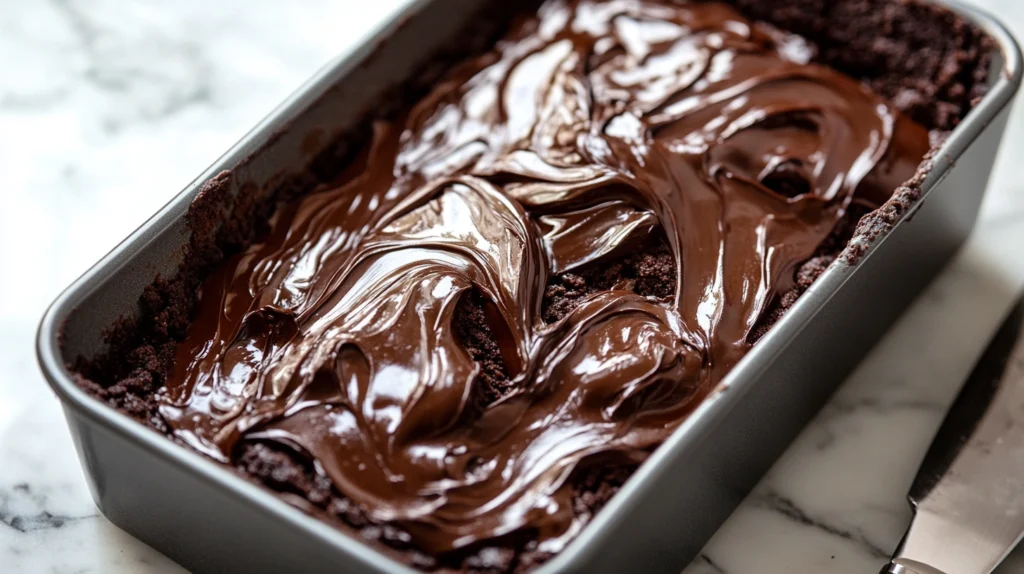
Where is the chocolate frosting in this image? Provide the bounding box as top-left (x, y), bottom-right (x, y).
top-left (160, 0), bottom-right (928, 556)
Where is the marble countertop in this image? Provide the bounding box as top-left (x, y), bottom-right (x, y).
top-left (2, 0), bottom-right (1024, 572)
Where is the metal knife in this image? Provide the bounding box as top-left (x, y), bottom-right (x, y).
top-left (881, 297), bottom-right (1024, 574)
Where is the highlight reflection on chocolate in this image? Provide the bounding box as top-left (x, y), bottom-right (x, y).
top-left (160, 0), bottom-right (929, 555)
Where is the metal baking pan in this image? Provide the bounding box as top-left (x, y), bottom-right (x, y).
top-left (36, 1), bottom-right (1022, 572)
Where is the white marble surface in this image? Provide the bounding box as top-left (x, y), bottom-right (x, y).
top-left (1, 0), bottom-right (1024, 572)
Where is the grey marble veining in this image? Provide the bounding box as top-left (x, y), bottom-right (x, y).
top-left (2, 1), bottom-right (1024, 572)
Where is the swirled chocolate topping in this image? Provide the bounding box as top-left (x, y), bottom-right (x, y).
top-left (160, 0), bottom-right (929, 556)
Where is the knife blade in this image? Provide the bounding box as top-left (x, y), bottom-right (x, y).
top-left (881, 297), bottom-right (1024, 574)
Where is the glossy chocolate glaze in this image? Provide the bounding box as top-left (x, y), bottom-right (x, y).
top-left (159, 0), bottom-right (929, 556)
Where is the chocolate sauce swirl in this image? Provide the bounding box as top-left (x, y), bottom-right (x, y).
top-left (160, 0), bottom-right (929, 556)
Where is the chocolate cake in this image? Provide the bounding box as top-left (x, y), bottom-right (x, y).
top-left (72, 0), bottom-right (992, 571)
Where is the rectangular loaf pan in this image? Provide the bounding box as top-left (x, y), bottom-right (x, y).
top-left (37, 1), bottom-right (1022, 572)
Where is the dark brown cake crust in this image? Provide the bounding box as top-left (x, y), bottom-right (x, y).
top-left (71, 1), bottom-right (993, 571)
top-left (729, 0), bottom-right (993, 130)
